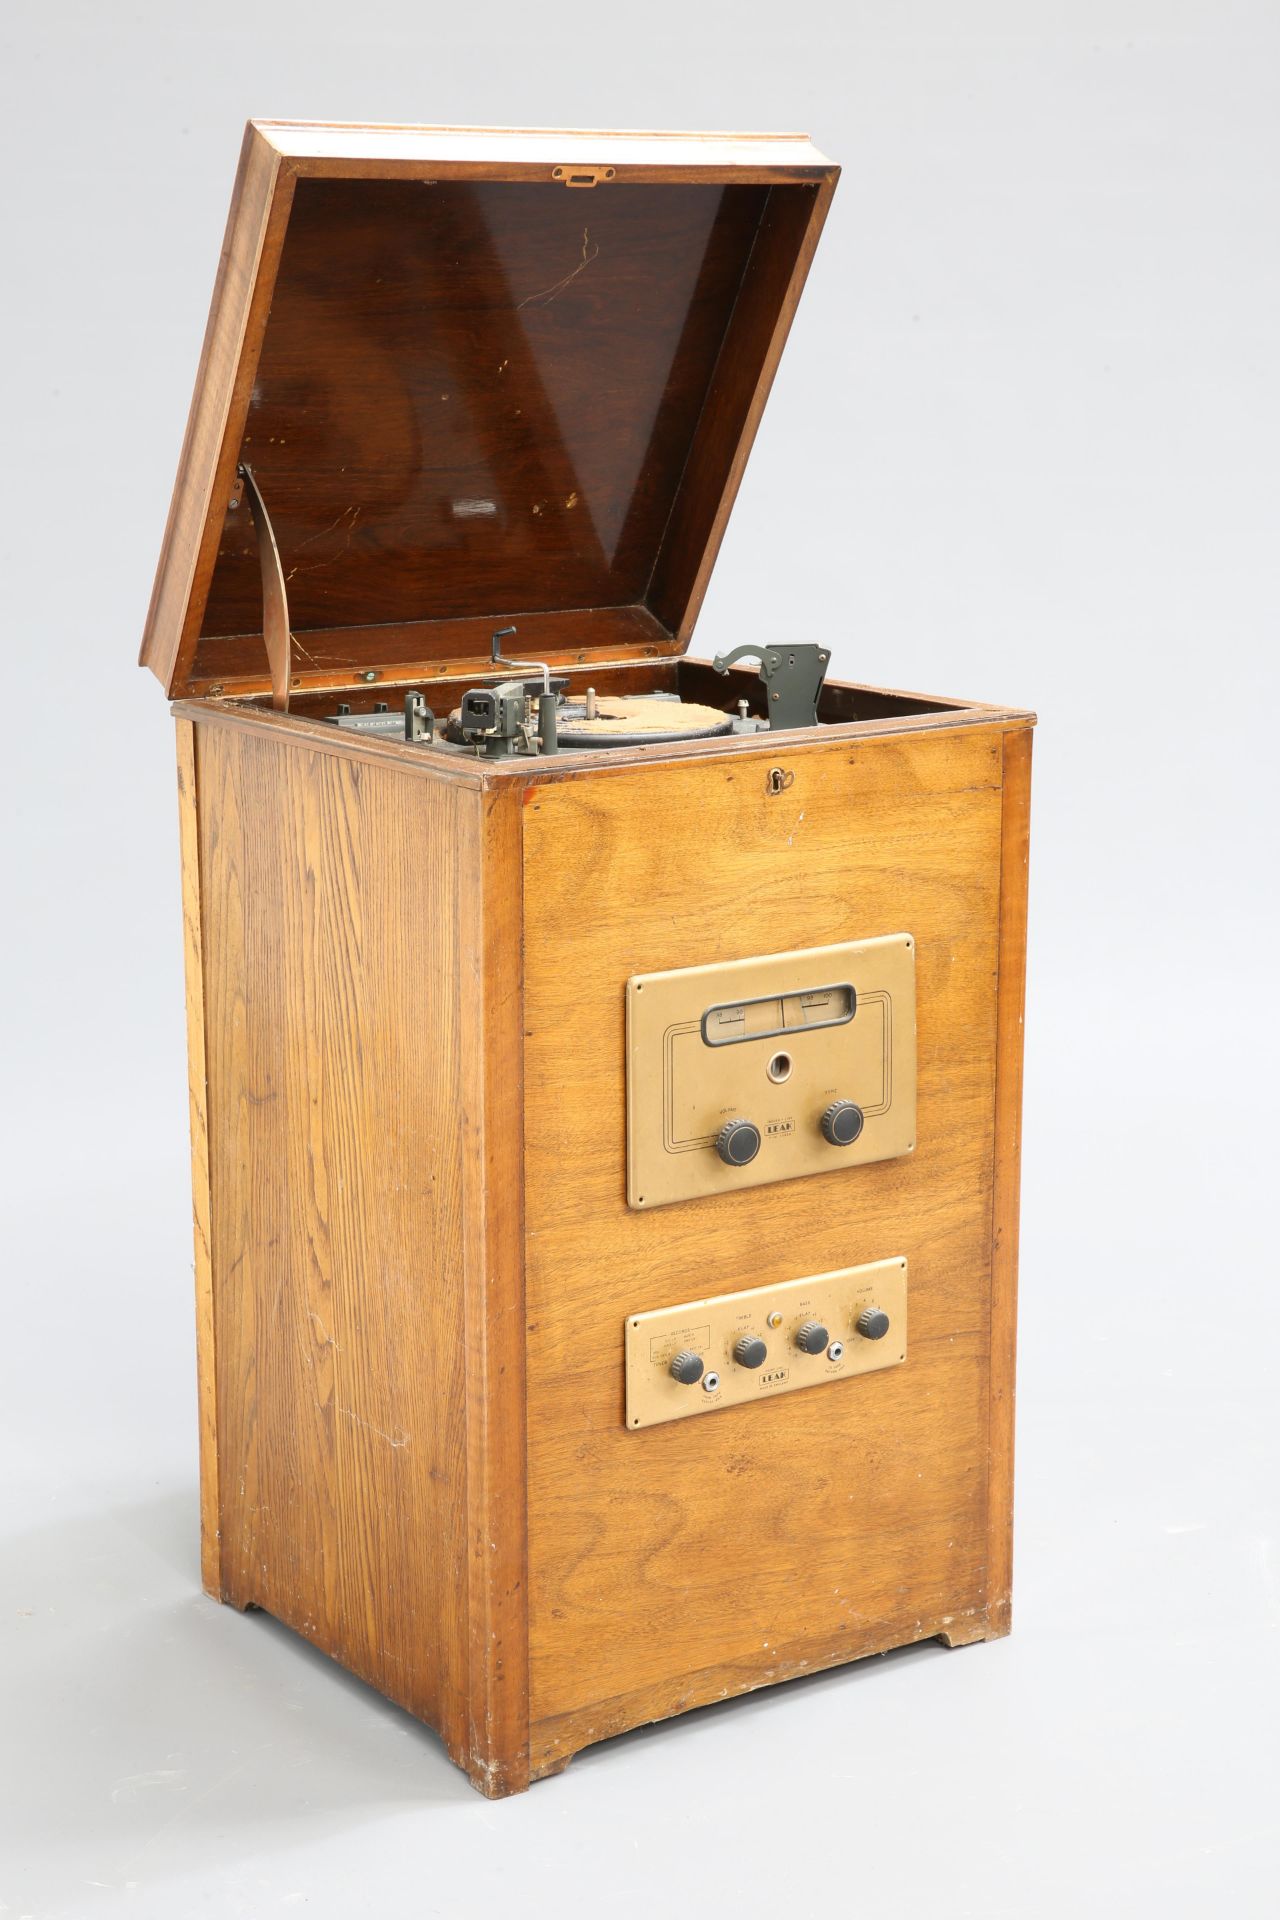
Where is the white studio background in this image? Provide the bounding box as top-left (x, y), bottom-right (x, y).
top-left (1, 4), bottom-right (1277, 1916)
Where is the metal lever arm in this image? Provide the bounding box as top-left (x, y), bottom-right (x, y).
top-left (238, 464), bottom-right (292, 713)
top-left (711, 643), bottom-right (831, 731)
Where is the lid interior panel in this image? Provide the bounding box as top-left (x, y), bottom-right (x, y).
top-left (202, 177), bottom-right (781, 642)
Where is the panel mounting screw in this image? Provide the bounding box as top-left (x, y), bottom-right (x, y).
top-left (362, 670), bottom-right (379, 683)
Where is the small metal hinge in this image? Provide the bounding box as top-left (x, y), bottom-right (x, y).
top-left (552, 164), bottom-right (615, 188)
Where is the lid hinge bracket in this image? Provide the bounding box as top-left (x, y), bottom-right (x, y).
top-left (237, 464), bottom-right (292, 712)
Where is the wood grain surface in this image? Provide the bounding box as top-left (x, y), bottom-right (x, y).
top-left (193, 722), bottom-right (526, 1786)
top-left (986, 726), bottom-right (1033, 1635)
top-left (140, 124), bottom-right (293, 698)
top-left (181, 700), bottom-right (1031, 1794)
top-left (519, 724), bottom-right (1026, 1775)
top-left (198, 178), bottom-right (776, 639)
top-left (140, 122), bottom-right (838, 700)
top-left (176, 719), bottom-right (219, 1596)
top-left (458, 785), bottom-right (531, 1795)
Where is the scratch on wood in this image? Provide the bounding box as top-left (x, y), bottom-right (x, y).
top-left (336, 1403), bottom-right (410, 1449)
top-left (517, 228), bottom-right (598, 309)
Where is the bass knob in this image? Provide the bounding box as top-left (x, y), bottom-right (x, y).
top-left (795, 1320), bottom-right (829, 1354)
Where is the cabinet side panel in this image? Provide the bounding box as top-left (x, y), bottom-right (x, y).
top-left (195, 724), bottom-right (471, 1759)
top-left (986, 726), bottom-right (1033, 1634)
top-left (522, 728), bottom-right (1008, 1773)
top-left (176, 719), bottom-right (219, 1595)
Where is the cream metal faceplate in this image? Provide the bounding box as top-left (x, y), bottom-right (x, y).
top-left (625, 936), bottom-right (916, 1210)
top-left (625, 1258), bottom-right (908, 1430)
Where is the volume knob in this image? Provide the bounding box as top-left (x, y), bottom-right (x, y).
top-left (856, 1307), bottom-right (891, 1341)
top-left (669, 1350), bottom-right (705, 1384)
top-left (795, 1320), bottom-right (829, 1354)
top-left (820, 1099), bottom-right (865, 1146)
top-left (733, 1335), bottom-right (768, 1369)
top-left (714, 1118), bottom-right (762, 1166)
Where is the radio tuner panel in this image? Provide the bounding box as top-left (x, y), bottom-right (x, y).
top-left (625, 936), bottom-right (916, 1210)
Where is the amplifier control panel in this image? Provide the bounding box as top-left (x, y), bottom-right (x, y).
top-left (625, 1258), bottom-right (907, 1430)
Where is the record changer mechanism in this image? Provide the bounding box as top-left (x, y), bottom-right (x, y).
top-left (324, 626), bottom-right (833, 758)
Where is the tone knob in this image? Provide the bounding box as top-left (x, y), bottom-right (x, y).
top-left (795, 1320), bottom-right (829, 1354)
top-left (856, 1307), bottom-right (891, 1341)
top-left (733, 1335), bottom-right (768, 1369)
top-left (820, 1099), bottom-right (865, 1147)
top-left (669, 1350), bottom-right (705, 1384)
top-left (714, 1118), bottom-right (762, 1166)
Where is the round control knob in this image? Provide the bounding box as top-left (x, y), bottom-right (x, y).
top-left (820, 1099), bottom-right (865, 1147)
top-left (669, 1349), bottom-right (705, 1385)
top-left (714, 1118), bottom-right (761, 1167)
top-left (733, 1335), bottom-right (768, 1369)
top-left (856, 1306), bottom-right (891, 1341)
top-left (795, 1320), bottom-right (829, 1354)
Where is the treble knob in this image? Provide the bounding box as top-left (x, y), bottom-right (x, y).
top-left (795, 1320), bottom-right (829, 1354)
top-left (714, 1118), bottom-right (761, 1167)
top-left (733, 1335), bottom-right (768, 1369)
top-left (820, 1099), bottom-right (865, 1147)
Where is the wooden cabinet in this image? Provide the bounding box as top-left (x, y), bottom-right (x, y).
top-left (148, 122), bottom-right (1033, 1797)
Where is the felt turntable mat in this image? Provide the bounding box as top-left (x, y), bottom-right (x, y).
top-left (556, 696), bottom-right (732, 739)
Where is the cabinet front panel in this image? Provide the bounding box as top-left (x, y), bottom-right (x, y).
top-left (521, 727), bottom-right (1008, 1761)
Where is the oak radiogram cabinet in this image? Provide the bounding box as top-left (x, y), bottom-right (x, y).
top-left (143, 121), bottom-right (1034, 1797)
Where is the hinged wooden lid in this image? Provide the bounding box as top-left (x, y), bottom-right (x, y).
top-left (141, 122), bottom-right (838, 700)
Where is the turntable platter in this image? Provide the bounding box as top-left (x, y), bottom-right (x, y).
top-left (556, 695), bottom-right (733, 748)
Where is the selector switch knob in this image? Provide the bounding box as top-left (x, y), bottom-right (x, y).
top-left (714, 1118), bottom-right (762, 1167)
top-left (733, 1335), bottom-right (768, 1369)
top-left (820, 1099), bottom-right (865, 1147)
top-left (795, 1320), bottom-right (829, 1354)
top-left (669, 1350), bottom-right (705, 1385)
top-left (856, 1307), bottom-right (891, 1341)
